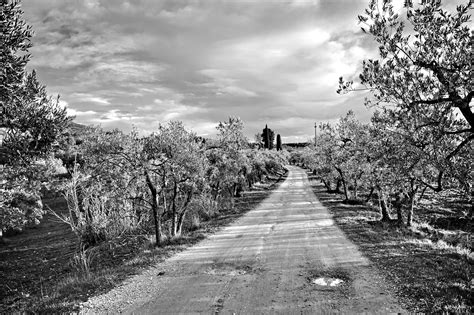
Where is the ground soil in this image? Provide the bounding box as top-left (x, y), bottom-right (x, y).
top-left (81, 166), bottom-right (404, 314)
top-left (0, 195), bottom-right (77, 310)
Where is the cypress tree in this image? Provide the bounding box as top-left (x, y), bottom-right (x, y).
top-left (276, 134), bottom-right (282, 151)
top-left (264, 125), bottom-right (269, 149)
top-left (261, 125), bottom-right (275, 149)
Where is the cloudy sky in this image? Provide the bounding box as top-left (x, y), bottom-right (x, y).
top-left (21, 0), bottom-right (462, 142)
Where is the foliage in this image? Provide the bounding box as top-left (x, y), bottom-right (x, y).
top-left (261, 124), bottom-right (275, 149)
top-left (207, 117), bottom-right (250, 205)
top-left (276, 134), bottom-right (282, 151)
top-left (328, 0), bottom-right (473, 223)
top-left (55, 118), bottom-right (288, 247)
top-left (53, 128), bottom-right (145, 246)
top-left (144, 121), bottom-right (207, 237)
top-left (216, 116), bottom-right (248, 151)
top-left (0, 0), bottom-right (70, 235)
top-left (296, 107), bottom-right (472, 225)
top-left (338, 0), bottom-right (473, 193)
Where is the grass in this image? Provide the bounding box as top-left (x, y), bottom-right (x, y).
top-left (0, 171), bottom-right (287, 313)
top-left (308, 172), bottom-right (473, 313)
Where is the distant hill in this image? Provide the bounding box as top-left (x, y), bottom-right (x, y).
top-left (283, 142), bottom-right (311, 148)
top-left (66, 122), bottom-right (88, 136)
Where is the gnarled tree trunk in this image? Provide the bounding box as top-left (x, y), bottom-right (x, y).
top-left (175, 189), bottom-right (194, 236)
top-left (321, 179), bottom-right (332, 192)
top-left (171, 182), bottom-right (178, 237)
top-left (366, 187), bottom-right (375, 202)
top-left (146, 172), bottom-right (162, 246)
top-left (335, 178), bottom-right (343, 193)
top-left (336, 168), bottom-right (349, 200)
top-left (407, 194), bottom-right (415, 227)
top-left (394, 191), bottom-right (404, 226)
top-left (377, 187), bottom-right (391, 221)
top-left (407, 179), bottom-right (419, 227)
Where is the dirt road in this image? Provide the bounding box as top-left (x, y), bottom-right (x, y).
top-left (82, 166), bottom-right (404, 314)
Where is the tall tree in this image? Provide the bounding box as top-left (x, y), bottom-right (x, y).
top-left (262, 125), bottom-right (275, 149)
top-left (338, 0), bottom-right (473, 199)
top-left (207, 117), bottom-right (249, 204)
top-left (276, 134), bottom-right (282, 151)
top-left (339, 0), bottom-right (473, 135)
top-left (1, 0), bottom-right (70, 235)
top-left (145, 122), bottom-right (207, 237)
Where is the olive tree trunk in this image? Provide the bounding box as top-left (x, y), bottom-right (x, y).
top-left (377, 187), bottom-right (391, 221)
top-left (146, 172), bottom-right (163, 246)
top-left (336, 168), bottom-right (349, 200)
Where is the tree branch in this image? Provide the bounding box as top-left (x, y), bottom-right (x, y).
top-left (410, 97), bottom-right (453, 106)
top-left (418, 170), bottom-right (444, 193)
top-left (413, 61), bottom-right (474, 128)
top-left (444, 128), bottom-right (473, 135)
top-left (446, 134), bottom-right (474, 160)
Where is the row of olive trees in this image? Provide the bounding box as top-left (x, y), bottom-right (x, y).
top-left (298, 0), bottom-right (473, 226)
top-left (55, 118), bottom-right (288, 247)
top-left (0, 0), bottom-right (288, 244)
top-left (296, 108), bottom-right (472, 226)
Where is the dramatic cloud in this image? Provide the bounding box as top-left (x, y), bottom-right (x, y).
top-left (22, 0), bottom-right (463, 142)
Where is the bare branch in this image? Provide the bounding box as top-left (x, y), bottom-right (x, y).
top-left (410, 97), bottom-right (453, 106)
top-left (446, 134), bottom-right (474, 160)
top-left (444, 128), bottom-right (473, 135)
top-left (418, 170), bottom-right (444, 192)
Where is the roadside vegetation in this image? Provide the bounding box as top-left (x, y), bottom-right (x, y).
top-left (308, 176), bottom-right (472, 313)
top-left (0, 170), bottom-right (287, 313)
top-left (291, 0), bottom-right (472, 312)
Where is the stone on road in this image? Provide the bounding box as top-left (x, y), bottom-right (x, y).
top-left (81, 166), bottom-right (404, 314)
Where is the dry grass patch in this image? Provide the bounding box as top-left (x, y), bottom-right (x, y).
top-left (309, 177), bottom-right (473, 313)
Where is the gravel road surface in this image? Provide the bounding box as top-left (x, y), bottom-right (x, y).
top-left (81, 165), bottom-right (404, 314)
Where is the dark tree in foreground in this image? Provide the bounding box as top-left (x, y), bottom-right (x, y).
top-left (1, 0), bottom-right (70, 235)
top-left (276, 134), bottom-right (282, 151)
top-left (262, 125), bottom-right (275, 149)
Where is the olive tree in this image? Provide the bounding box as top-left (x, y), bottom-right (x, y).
top-left (310, 124), bottom-right (341, 193)
top-left (1, 0), bottom-right (70, 236)
top-left (339, 0), bottom-right (473, 185)
top-left (144, 121), bottom-right (207, 238)
top-left (206, 117), bottom-right (250, 206)
top-left (56, 128), bottom-right (146, 246)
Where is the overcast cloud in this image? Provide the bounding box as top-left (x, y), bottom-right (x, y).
top-left (22, 0), bottom-right (463, 142)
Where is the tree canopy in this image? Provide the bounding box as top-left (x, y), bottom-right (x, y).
top-left (1, 0), bottom-right (70, 234)
top-left (261, 125), bottom-right (275, 149)
top-left (338, 0), bottom-right (473, 156)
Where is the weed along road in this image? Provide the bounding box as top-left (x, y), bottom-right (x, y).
top-left (82, 166), bottom-right (404, 314)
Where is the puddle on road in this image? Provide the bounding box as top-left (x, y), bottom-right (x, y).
top-left (315, 219), bottom-right (334, 227)
top-left (311, 277), bottom-right (344, 286)
top-left (308, 266), bottom-right (351, 289)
